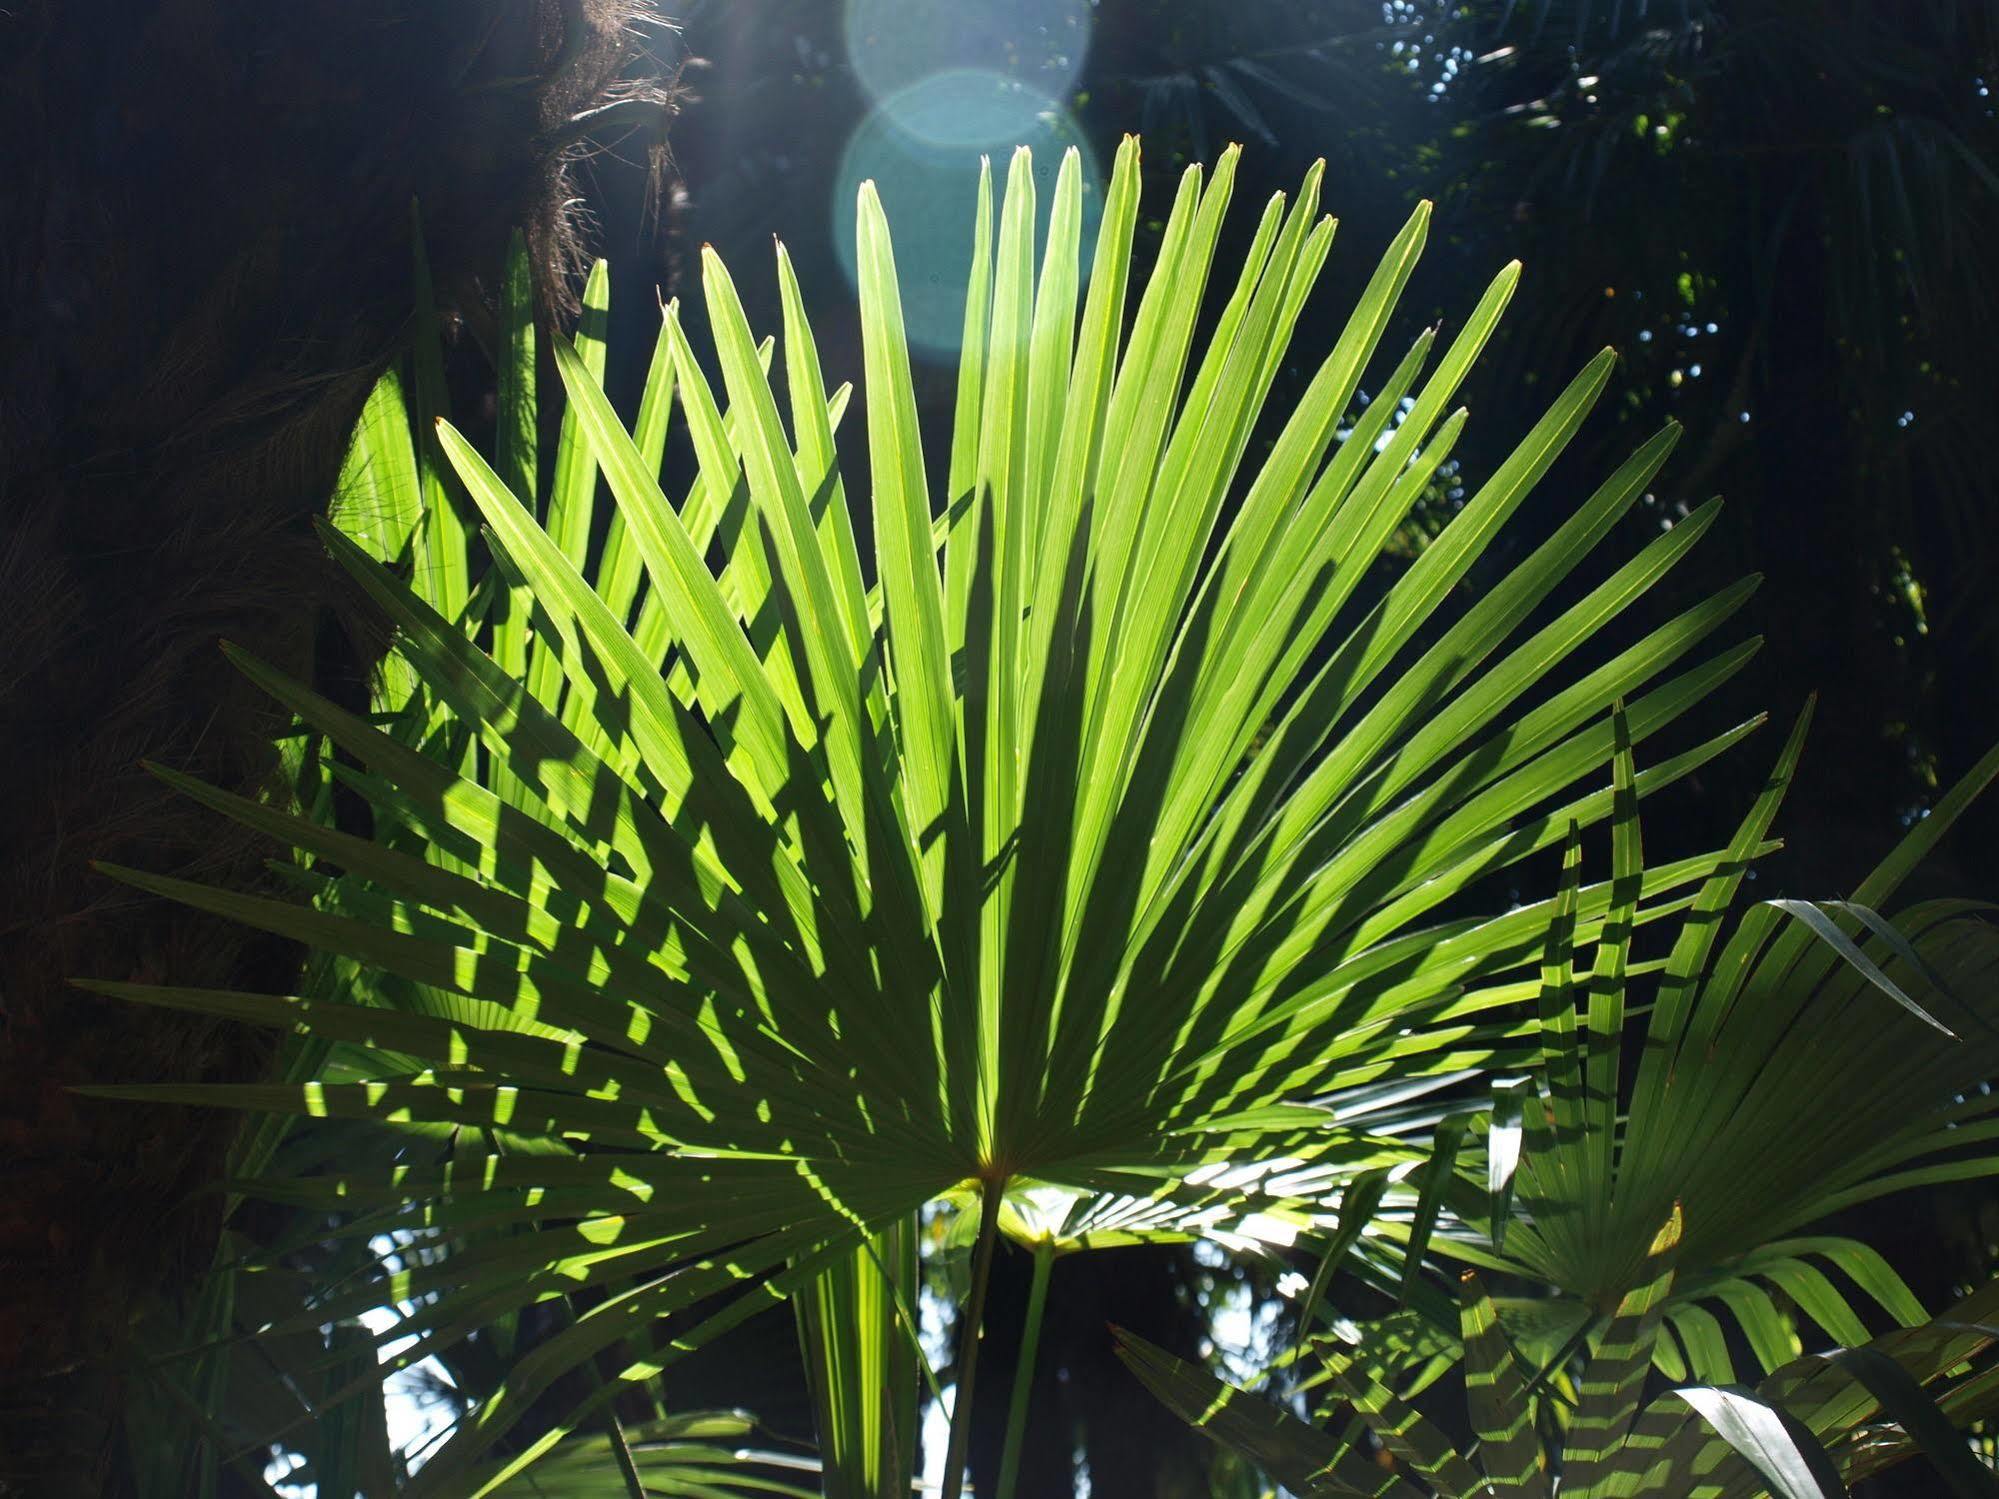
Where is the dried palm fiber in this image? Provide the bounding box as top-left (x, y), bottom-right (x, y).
top-left (0, 2), bottom-right (673, 1488)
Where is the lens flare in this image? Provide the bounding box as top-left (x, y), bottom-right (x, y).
top-left (832, 88), bottom-right (1101, 362)
top-left (868, 66), bottom-right (1067, 151)
top-left (843, 0), bottom-right (1092, 124)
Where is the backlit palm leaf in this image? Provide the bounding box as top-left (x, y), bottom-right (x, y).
top-left (85, 138), bottom-right (1762, 1490)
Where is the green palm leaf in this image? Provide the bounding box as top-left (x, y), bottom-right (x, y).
top-left (87, 138), bottom-right (1762, 1491)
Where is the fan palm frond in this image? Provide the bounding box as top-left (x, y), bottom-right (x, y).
top-left (1399, 711), bottom-right (1999, 1381)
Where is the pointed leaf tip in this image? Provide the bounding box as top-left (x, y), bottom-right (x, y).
top-left (1648, 1202), bottom-right (1685, 1257)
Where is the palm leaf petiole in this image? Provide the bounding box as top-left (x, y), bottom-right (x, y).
top-left (995, 1238), bottom-right (1057, 1499)
top-left (603, 1406), bottom-right (645, 1499)
top-left (941, 1178), bottom-right (1007, 1499)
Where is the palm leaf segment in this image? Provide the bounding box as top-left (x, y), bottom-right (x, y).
top-left (87, 138), bottom-right (1763, 1488)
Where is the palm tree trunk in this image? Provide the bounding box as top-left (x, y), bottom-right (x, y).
top-left (0, 4), bottom-right (667, 1490)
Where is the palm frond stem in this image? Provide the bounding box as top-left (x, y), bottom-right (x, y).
top-left (941, 1177), bottom-right (1006, 1499)
top-left (995, 1239), bottom-right (1057, 1499)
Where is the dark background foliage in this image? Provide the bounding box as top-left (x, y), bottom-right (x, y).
top-left (0, 1), bottom-right (668, 1488)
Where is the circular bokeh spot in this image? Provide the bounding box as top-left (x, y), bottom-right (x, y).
top-left (870, 65), bottom-right (1065, 151)
top-left (843, 0), bottom-right (1092, 123)
top-left (832, 79), bottom-right (1102, 362)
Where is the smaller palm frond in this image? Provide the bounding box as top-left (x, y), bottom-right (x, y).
top-left (1389, 707), bottom-right (1999, 1381)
